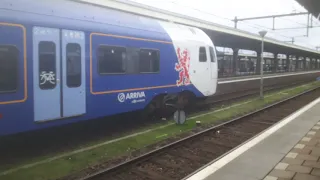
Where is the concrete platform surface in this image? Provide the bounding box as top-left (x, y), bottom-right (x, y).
top-left (185, 96), bottom-right (320, 180)
top-left (218, 70), bottom-right (320, 84)
top-left (264, 121), bottom-right (320, 180)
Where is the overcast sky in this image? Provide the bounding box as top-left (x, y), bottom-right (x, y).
top-left (129, 0), bottom-right (320, 52)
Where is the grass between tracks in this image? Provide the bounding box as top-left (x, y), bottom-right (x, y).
top-left (2, 81), bottom-right (320, 180)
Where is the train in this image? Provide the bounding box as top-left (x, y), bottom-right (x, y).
top-left (0, 0), bottom-right (218, 136)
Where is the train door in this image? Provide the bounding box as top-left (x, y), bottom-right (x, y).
top-left (33, 27), bottom-right (61, 122)
top-left (209, 46), bottom-right (218, 80)
top-left (61, 29), bottom-right (86, 117)
top-left (198, 46), bottom-right (211, 95)
top-left (208, 46), bottom-right (218, 95)
top-left (33, 27), bottom-right (86, 122)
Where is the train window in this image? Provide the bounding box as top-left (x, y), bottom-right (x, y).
top-left (199, 47), bottom-right (207, 62)
top-left (209, 47), bottom-right (216, 62)
top-left (66, 43), bottom-right (81, 88)
top-left (98, 45), bottom-right (126, 74)
top-left (126, 47), bottom-right (139, 74)
top-left (39, 41), bottom-right (56, 90)
top-left (139, 49), bottom-right (160, 73)
top-left (0, 45), bottom-right (18, 93)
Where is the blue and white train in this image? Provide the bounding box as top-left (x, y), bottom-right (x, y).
top-left (0, 0), bottom-right (218, 136)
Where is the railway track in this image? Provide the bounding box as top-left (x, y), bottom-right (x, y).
top-left (191, 80), bottom-right (314, 115)
top-left (0, 80), bottom-right (316, 173)
top-left (208, 79), bottom-right (314, 105)
top-left (76, 86), bottom-right (320, 180)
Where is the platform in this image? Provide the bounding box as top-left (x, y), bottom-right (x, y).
top-left (185, 96), bottom-right (320, 180)
top-left (218, 70), bottom-right (320, 84)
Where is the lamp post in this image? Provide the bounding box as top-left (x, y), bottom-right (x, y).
top-left (258, 30), bottom-right (267, 99)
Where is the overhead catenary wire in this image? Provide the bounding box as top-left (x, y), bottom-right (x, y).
top-left (169, 1), bottom-right (297, 40)
top-left (128, 0), bottom-right (318, 49)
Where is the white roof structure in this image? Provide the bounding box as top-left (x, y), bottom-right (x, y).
top-left (73, 0), bottom-right (320, 56)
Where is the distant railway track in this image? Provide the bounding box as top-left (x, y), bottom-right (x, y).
top-left (0, 79), bottom-right (316, 173)
top-left (196, 79), bottom-right (314, 110)
top-left (77, 86), bottom-right (320, 180)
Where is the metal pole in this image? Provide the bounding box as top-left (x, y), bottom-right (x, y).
top-left (272, 17), bottom-right (275, 30)
top-left (260, 37), bottom-right (264, 99)
top-left (307, 13), bottom-right (310, 37)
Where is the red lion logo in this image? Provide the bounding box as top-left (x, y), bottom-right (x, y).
top-left (175, 48), bottom-right (191, 86)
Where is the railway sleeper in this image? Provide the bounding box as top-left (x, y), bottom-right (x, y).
top-left (149, 158), bottom-right (194, 176)
top-left (131, 168), bottom-right (166, 180)
top-left (211, 130), bottom-right (251, 141)
top-left (223, 126), bottom-right (268, 135)
top-left (226, 121), bottom-right (270, 129)
top-left (164, 155), bottom-right (203, 170)
top-left (185, 140), bottom-right (230, 155)
top-left (247, 119), bottom-right (276, 125)
top-left (202, 136), bottom-right (241, 148)
top-left (151, 158), bottom-right (191, 171)
top-left (138, 162), bottom-right (178, 180)
top-left (169, 150), bottom-right (208, 164)
top-left (180, 144), bottom-right (218, 157)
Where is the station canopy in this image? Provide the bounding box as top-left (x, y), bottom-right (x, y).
top-left (296, 0), bottom-right (320, 18)
top-left (77, 0), bottom-right (320, 58)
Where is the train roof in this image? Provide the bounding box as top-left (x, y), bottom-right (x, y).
top-left (0, 0), bottom-right (174, 42)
